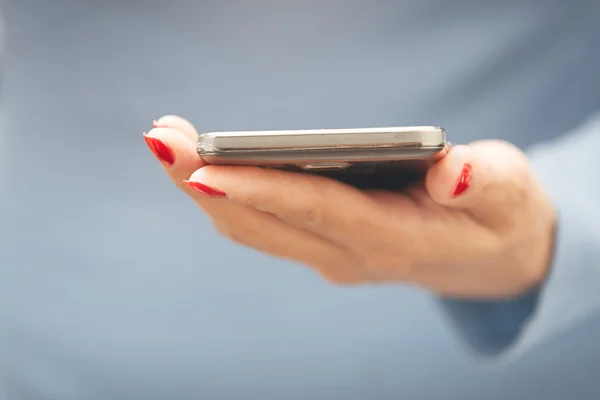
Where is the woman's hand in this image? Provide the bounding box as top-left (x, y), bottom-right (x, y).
top-left (144, 116), bottom-right (557, 299)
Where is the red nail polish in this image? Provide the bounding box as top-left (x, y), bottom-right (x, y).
top-left (452, 163), bottom-right (472, 198)
top-left (183, 180), bottom-right (227, 198)
top-left (143, 134), bottom-right (175, 166)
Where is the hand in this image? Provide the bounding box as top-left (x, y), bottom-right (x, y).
top-left (144, 116), bottom-right (557, 299)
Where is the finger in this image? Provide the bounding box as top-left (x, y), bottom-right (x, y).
top-left (145, 119), bottom-right (324, 268)
top-left (143, 123), bottom-right (362, 282)
top-left (153, 115), bottom-right (199, 143)
top-left (183, 165), bottom-right (390, 247)
top-left (425, 141), bottom-right (533, 223)
top-left (143, 126), bottom-right (205, 194)
top-left (144, 114), bottom-right (203, 193)
top-left (210, 204), bottom-right (365, 284)
top-left (144, 126), bottom-right (249, 225)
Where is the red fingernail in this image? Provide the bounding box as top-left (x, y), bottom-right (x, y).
top-left (143, 134), bottom-right (175, 166)
top-left (452, 163), bottom-right (472, 198)
top-left (183, 180), bottom-right (227, 198)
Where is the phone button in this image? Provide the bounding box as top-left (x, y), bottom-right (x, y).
top-left (302, 162), bottom-right (351, 171)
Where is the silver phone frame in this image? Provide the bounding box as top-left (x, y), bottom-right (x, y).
top-left (197, 126), bottom-right (448, 169)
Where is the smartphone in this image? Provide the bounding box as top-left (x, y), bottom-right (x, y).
top-left (197, 126), bottom-right (449, 190)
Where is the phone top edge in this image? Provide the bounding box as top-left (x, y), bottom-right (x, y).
top-left (200, 126), bottom-right (445, 138)
top-left (198, 126), bottom-right (447, 153)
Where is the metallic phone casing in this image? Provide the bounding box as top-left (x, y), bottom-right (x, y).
top-left (197, 126), bottom-right (449, 189)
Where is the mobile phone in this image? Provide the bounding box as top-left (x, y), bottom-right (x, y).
top-left (197, 126), bottom-right (449, 190)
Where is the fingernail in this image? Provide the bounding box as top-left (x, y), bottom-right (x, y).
top-left (183, 180), bottom-right (227, 198)
top-left (143, 133), bottom-right (175, 166)
top-left (452, 163), bottom-right (472, 198)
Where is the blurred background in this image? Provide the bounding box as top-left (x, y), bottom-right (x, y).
top-left (0, 1), bottom-right (599, 399)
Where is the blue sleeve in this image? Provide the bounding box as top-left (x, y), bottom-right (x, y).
top-left (438, 112), bottom-right (600, 359)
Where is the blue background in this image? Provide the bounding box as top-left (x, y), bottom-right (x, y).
top-left (0, 1), bottom-right (599, 398)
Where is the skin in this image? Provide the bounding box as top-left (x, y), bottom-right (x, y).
top-left (145, 115), bottom-right (557, 299)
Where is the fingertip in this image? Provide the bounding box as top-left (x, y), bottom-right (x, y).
top-left (143, 127), bottom-right (206, 171)
top-left (187, 164), bottom-right (259, 187)
top-left (187, 164), bottom-right (214, 182)
top-left (154, 114), bottom-right (187, 127)
top-left (182, 178), bottom-right (228, 198)
top-left (143, 131), bottom-right (175, 166)
top-left (153, 115), bottom-right (199, 143)
top-left (187, 165), bottom-right (284, 201)
top-left (425, 145), bottom-right (473, 205)
top-left (145, 126), bottom-right (189, 148)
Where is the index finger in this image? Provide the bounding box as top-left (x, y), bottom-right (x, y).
top-left (185, 165), bottom-right (393, 248)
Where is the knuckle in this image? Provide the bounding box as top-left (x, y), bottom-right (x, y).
top-left (212, 221), bottom-right (230, 238)
top-left (228, 226), bottom-right (258, 246)
top-left (503, 178), bottom-right (530, 206)
top-left (312, 256), bottom-right (369, 286)
top-left (362, 253), bottom-right (413, 281)
top-left (235, 222), bottom-right (260, 238)
top-left (232, 192), bottom-right (258, 209)
top-left (318, 269), bottom-right (362, 286)
top-left (299, 205), bottom-right (327, 228)
top-left (213, 221), bottom-right (258, 247)
top-left (224, 229), bottom-right (245, 245)
top-left (240, 193), bottom-right (280, 217)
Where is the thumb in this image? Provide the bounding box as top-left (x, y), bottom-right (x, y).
top-left (425, 140), bottom-right (532, 223)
